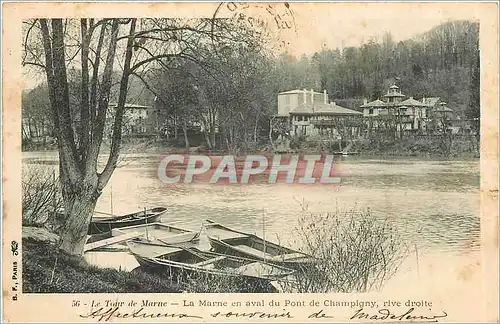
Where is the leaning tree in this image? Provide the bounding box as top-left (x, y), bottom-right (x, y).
top-left (22, 16), bottom-right (267, 255)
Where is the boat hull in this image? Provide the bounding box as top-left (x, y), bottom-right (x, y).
top-left (127, 241), bottom-right (294, 292)
top-left (134, 255), bottom-right (278, 292)
top-left (112, 223), bottom-right (200, 245)
top-left (88, 208), bottom-right (166, 235)
top-left (131, 253), bottom-right (284, 293)
top-left (207, 237), bottom-right (314, 268)
top-left (205, 220), bottom-right (317, 269)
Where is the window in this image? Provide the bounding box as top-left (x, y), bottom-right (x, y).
top-left (369, 109), bottom-right (373, 115)
top-left (298, 116), bottom-right (303, 121)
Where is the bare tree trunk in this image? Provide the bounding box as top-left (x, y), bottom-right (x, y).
top-left (253, 114), bottom-right (258, 143)
top-left (182, 120), bottom-right (190, 150)
top-left (269, 117), bottom-right (274, 148)
top-left (39, 18), bottom-right (123, 256)
top-left (174, 115), bottom-right (178, 139)
top-left (211, 127), bottom-right (216, 149)
top-left (204, 131), bottom-right (212, 149)
top-left (58, 175), bottom-right (98, 253)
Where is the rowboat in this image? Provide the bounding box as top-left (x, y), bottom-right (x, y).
top-left (112, 222), bottom-right (200, 245)
top-left (204, 220), bottom-right (317, 268)
top-left (127, 241), bottom-right (295, 283)
top-left (88, 207), bottom-right (167, 235)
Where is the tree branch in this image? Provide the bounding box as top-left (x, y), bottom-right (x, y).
top-left (86, 19), bottom-right (120, 176)
top-left (99, 19), bottom-right (137, 190)
top-left (40, 19), bottom-right (81, 188)
top-left (79, 18), bottom-right (90, 162)
top-left (22, 61), bottom-right (45, 69)
top-left (22, 19), bottom-right (39, 66)
top-left (89, 21), bottom-right (108, 128)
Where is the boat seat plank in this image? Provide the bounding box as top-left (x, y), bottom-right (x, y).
top-left (194, 255), bottom-right (226, 267)
top-left (237, 262), bottom-right (279, 277)
top-left (233, 244), bottom-right (273, 259)
top-left (84, 232), bottom-right (142, 252)
top-left (158, 232), bottom-right (198, 245)
top-left (269, 252), bottom-right (307, 262)
top-left (208, 228), bottom-right (248, 241)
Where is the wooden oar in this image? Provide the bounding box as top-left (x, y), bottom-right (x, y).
top-left (92, 211), bottom-right (120, 219)
top-left (156, 238), bottom-right (209, 261)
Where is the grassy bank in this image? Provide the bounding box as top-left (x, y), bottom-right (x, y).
top-left (22, 239), bottom-right (184, 293)
top-left (22, 238), bottom-right (277, 293)
top-left (23, 135), bottom-right (479, 159)
top-left (350, 136), bottom-right (479, 158)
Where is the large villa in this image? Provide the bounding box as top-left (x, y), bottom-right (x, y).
top-left (275, 88), bottom-right (363, 140)
top-left (360, 84), bottom-right (452, 132)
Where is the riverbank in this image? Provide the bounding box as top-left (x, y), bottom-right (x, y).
top-left (22, 238), bottom-right (183, 293)
top-left (349, 136), bottom-right (479, 159)
top-left (22, 231), bottom-right (277, 293)
top-left (22, 137), bottom-right (479, 159)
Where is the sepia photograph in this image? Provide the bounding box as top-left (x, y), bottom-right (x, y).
top-left (2, 1), bottom-right (498, 322)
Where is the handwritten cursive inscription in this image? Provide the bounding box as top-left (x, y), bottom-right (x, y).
top-left (350, 308), bottom-right (448, 322)
top-left (211, 310), bottom-right (293, 319)
top-left (79, 307), bottom-right (202, 322)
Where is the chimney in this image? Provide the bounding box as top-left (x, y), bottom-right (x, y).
top-left (310, 89), bottom-right (314, 103)
top-left (330, 101), bottom-right (336, 107)
top-left (363, 98), bottom-right (368, 105)
top-left (323, 90), bottom-right (327, 104)
top-left (303, 89), bottom-right (307, 104)
top-left (422, 95), bottom-right (426, 103)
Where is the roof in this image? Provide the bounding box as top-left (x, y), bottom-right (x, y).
top-left (278, 89), bottom-right (324, 95)
top-left (435, 106), bottom-right (453, 112)
top-left (360, 99), bottom-right (387, 108)
top-left (384, 92), bottom-right (406, 97)
top-left (108, 103), bottom-right (150, 109)
top-left (422, 97), bottom-right (441, 106)
top-left (389, 85), bottom-right (399, 89)
top-left (290, 102), bottom-right (362, 116)
top-left (400, 97), bottom-right (428, 107)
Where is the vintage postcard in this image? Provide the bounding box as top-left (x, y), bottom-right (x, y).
top-left (2, 1), bottom-right (498, 323)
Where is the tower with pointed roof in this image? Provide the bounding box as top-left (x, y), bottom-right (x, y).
top-left (384, 84), bottom-right (406, 104)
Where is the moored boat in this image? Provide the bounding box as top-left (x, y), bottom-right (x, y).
top-left (204, 220), bottom-right (317, 268)
top-left (112, 222), bottom-right (200, 245)
top-left (126, 240), bottom-right (295, 283)
top-left (88, 207), bottom-right (167, 235)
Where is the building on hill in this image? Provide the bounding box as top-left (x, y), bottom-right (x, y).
top-left (360, 84), bottom-right (448, 134)
top-left (275, 88), bottom-right (363, 141)
top-left (107, 103), bottom-right (158, 136)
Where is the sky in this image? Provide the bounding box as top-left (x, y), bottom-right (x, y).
top-left (266, 2), bottom-right (482, 56)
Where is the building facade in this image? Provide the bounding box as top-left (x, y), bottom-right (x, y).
top-left (361, 85), bottom-right (449, 133)
top-left (276, 88), bottom-right (363, 140)
top-left (108, 103), bottom-right (158, 136)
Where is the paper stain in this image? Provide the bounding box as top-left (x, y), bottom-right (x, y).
top-left (457, 261), bottom-right (480, 282)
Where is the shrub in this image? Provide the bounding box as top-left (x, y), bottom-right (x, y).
top-left (282, 203), bottom-right (409, 293)
top-left (22, 240), bottom-right (183, 293)
top-left (22, 166), bottom-right (63, 228)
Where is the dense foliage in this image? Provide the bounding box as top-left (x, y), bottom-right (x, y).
top-left (22, 20), bottom-right (479, 152)
top-left (280, 20), bottom-right (479, 115)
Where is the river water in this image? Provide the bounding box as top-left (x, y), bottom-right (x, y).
top-left (22, 151), bottom-right (481, 293)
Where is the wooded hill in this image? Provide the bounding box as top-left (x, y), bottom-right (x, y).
top-left (277, 20), bottom-right (479, 118)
